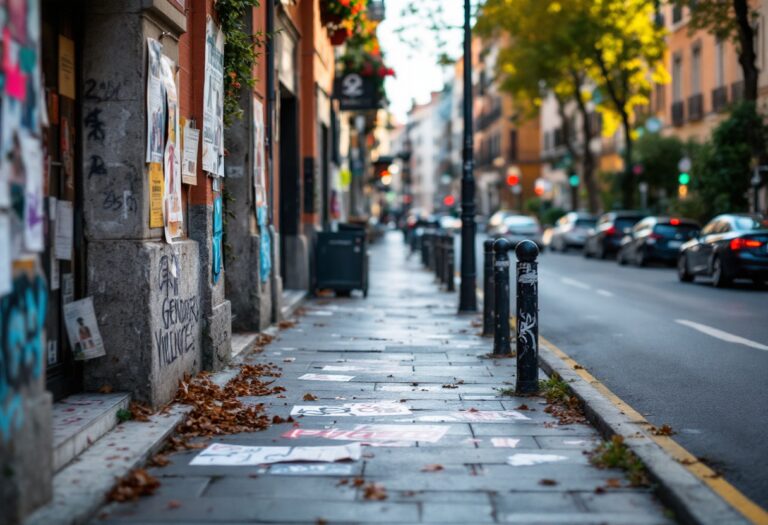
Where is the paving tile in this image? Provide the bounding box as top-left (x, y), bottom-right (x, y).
top-left (421, 502), bottom-right (495, 522)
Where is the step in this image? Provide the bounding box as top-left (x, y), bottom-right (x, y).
top-left (26, 404), bottom-right (190, 525)
top-left (52, 392), bottom-right (131, 473)
top-left (281, 288), bottom-right (307, 319)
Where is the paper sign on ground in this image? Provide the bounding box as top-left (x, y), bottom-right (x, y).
top-left (290, 402), bottom-right (412, 417)
top-left (298, 373), bottom-right (354, 382)
top-left (190, 442), bottom-right (361, 466)
top-left (491, 438), bottom-right (521, 448)
top-left (54, 200), bottom-right (73, 260)
top-left (506, 454), bottom-right (568, 467)
top-left (63, 297), bottom-right (106, 360)
top-left (412, 411), bottom-right (530, 423)
top-left (268, 463), bottom-right (355, 476)
top-left (282, 424), bottom-right (449, 443)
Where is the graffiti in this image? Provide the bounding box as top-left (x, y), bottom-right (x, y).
top-left (101, 190), bottom-right (137, 214)
top-left (84, 107), bottom-right (106, 144)
top-left (516, 312), bottom-right (537, 359)
top-left (88, 155), bottom-right (107, 178)
top-left (154, 256), bottom-right (198, 367)
top-left (84, 79), bottom-right (121, 102)
top-left (0, 272), bottom-right (47, 442)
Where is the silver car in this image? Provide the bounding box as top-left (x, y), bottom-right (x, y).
top-left (493, 215), bottom-right (543, 249)
top-left (547, 212), bottom-right (597, 252)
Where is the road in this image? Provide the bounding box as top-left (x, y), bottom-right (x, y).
top-left (527, 248), bottom-right (768, 508)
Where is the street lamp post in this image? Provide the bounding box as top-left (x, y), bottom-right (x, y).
top-left (459, 0), bottom-right (478, 312)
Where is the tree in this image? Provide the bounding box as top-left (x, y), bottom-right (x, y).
top-left (674, 0), bottom-right (759, 101)
top-left (692, 102), bottom-right (768, 217)
top-left (476, 0), bottom-right (601, 213)
top-left (633, 132), bottom-right (684, 209)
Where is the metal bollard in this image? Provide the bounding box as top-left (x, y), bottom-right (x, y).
top-left (515, 240), bottom-right (540, 394)
top-left (482, 239), bottom-right (495, 336)
top-left (492, 238), bottom-right (512, 355)
top-left (434, 233), bottom-right (443, 280)
top-left (421, 232), bottom-right (430, 266)
top-left (446, 234), bottom-right (455, 292)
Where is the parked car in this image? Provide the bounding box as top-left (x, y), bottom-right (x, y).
top-left (677, 214), bottom-right (768, 287)
top-left (546, 212), bottom-right (597, 252)
top-left (486, 210), bottom-right (517, 237)
top-left (618, 216), bottom-right (700, 267)
top-left (583, 211), bottom-right (645, 259)
top-left (490, 214), bottom-right (544, 249)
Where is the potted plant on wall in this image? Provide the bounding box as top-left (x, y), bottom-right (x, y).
top-left (321, 0), bottom-right (366, 27)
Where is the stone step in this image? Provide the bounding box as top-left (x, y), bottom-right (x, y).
top-left (26, 404), bottom-right (190, 525)
top-left (52, 393), bottom-right (131, 473)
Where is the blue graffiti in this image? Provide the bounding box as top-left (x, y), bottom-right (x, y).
top-left (0, 272), bottom-right (47, 442)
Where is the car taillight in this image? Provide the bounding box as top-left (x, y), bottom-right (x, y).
top-left (730, 238), bottom-right (763, 250)
top-left (605, 226), bottom-right (616, 236)
top-left (649, 233), bottom-right (662, 240)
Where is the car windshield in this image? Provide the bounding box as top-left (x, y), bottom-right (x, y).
top-left (615, 217), bottom-right (642, 229)
top-left (504, 216), bottom-right (537, 227)
top-left (653, 224), bottom-right (699, 237)
top-left (575, 218), bottom-right (596, 228)
top-left (733, 216), bottom-right (768, 231)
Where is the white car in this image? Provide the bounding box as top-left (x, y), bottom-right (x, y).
top-left (546, 212), bottom-right (597, 252)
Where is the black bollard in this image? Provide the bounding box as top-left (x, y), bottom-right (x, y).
top-left (482, 239), bottom-right (495, 336)
top-left (434, 233), bottom-right (443, 281)
top-left (492, 238), bottom-right (512, 355)
top-left (515, 240), bottom-right (540, 394)
top-left (447, 234), bottom-right (455, 292)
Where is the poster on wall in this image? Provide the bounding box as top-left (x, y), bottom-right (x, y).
top-left (181, 119), bottom-right (199, 185)
top-left (212, 194), bottom-right (223, 283)
top-left (54, 199), bottom-right (73, 260)
top-left (161, 55), bottom-right (182, 242)
top-left (58, 35), bottom-right (76, 100)
top-left (253, 98), bottom-right (271, 283)
top-left (63, 297), bottom-right (106, 361)
top-left (146, 38), bottom-right (165, 164)
top-left (0, 214), bottom-right (11, 295)
top-left (149, 162), bottom-right (164, 228)
top-left (21, 132), bottom-right (44, 252)
top-left (202, 17), bottom-right (224, 177)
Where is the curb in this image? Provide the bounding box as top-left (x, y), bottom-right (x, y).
top-left (538, 341), bottom-right (751, 525)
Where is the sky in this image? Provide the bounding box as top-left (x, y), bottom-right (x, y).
top-left (376, 0), bottom-right (466, 123)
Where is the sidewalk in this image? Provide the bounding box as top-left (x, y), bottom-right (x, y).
top-left (93, 232), bottom-right (672, 524)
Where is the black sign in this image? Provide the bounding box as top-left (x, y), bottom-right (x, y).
top-left (333, 73), bottom-right (382, 111)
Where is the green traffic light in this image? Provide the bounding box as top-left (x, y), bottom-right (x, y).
top-left (678, 172), bottom-right (690, 185)
top-left (569, 174), bottom-right (579, 187)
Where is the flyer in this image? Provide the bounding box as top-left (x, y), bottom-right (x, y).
top-left (21, 132), bottom-right (44, 253)
top-left (63, 297), bottom-right (106, 361)
top-left (149, 162), bottom-right (164, 229)
top-left (190, 443), bottom-right (361, 466)
top-left (54, 199), bottom-right (73, 260)
top-left (202, 17), bottom-right (225, 176)
top-left (181, 120), bottom-right (199, 185)
top-left (160, 55), bottom-right (183, 242)
top-left (0, 214), bottom-right (11, 295)
top-left (146, 38), bottom-right (165, 164)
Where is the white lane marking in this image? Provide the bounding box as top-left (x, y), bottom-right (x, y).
top-left (675, 319), bottom-right (768, 352)
top-left (596, 289), bottom-right (614, 297)
top-left (560, 277), bottom-right (591, 290)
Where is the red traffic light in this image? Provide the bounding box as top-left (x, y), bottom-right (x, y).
top-left (443, 195), bottom-right (456, 206)
top-left (506, 174), bottom-right (520, 186)
top-left (534, 185), bottom-right (545, 196)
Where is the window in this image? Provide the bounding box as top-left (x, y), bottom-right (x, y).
top-left (715, 39), bottom-right (725, 88)
top-left (672, 53), bottom-right (683, 102)
top-left (509, 130), bottom-right (518, 161)
top-left (691, 44), bottom-right (701, 95)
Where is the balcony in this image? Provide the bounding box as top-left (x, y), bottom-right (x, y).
top-left (671, 101), bottom-right (685, 127)
top-left (731, 81), bottom-right (744, 103)
top-left (712, 86), bottom-right (728, 113)
top-left (687, 93), bottom-right (703, 121)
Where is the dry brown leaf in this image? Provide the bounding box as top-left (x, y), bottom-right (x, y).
top-left (362, 482), bottom-right (388, 500)
top-left (539, 479), bottom-right (558, 486)
top-left (652, 424), bottom-right (675, 436)
top-left (606, 478), bottom-right (623, 489)
top-left (303, 393), bottom-right (318, 401)
top-left (106, 468), bottom-right (160, 502)
top-left (167, 499), bottom-right (182, 509)
top-left (420, 464), bottom-right (444, 472)
top-left (148, 454), bottom-right (170, 467)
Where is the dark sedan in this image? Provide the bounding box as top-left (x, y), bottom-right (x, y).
top-left (583, 211), bottom-right (645, 259)
top-left (618, 216), bottom-right (700, 267)
top-left (677, 213), bottom-right (768, 287)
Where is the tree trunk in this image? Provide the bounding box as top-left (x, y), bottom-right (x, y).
top-left (570, 73), bottom-right (599, 213)
top-left (734, 0), bottom-right (759, 101)
top-left (555, 96), bottom-right (581, 211)
top-left (621, 110), bottom-right (634, 209)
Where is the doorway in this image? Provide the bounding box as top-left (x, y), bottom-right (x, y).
top-left (278, 87), bottom-right (299, 282)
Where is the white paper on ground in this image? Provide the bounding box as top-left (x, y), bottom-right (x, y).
top-left (491, 438), bottom-right (521, 448)
top-left (281, 424), bottom-right (450, 443)
top-left (291, 402), bottom-right (412, 417)
top-left (268, 463), bottom-right (355, 476)
top-left (298, 373), bottom-right (354, 382)
top-left (507, 453), bottom-right (568, 466)
top-left (190, 442), bottom-right (361, 466)
top-left (412, 411), bottom-right (530, 423)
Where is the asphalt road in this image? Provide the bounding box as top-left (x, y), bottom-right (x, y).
top-left (525, 248), bottom-right (768, 508)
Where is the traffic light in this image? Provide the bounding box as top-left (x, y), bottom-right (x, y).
top-left (443, 195), bottom-right (456, 207)
top-left (678, 172), bottom-right (690, 185)
top-left (569, 174), bottom-right (579, 187)
top-left (678, 171), bottom-right (690, 199)
top-left (506, 173), bottom-right (520, 186)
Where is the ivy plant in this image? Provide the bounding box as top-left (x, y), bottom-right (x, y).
top-left (215, 0), bottom-right (265, 126)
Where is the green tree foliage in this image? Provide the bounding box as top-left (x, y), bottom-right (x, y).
top-left (691, 102), bottom-right (767, 217)
top-left (633, 132), bottom-right (684, 207)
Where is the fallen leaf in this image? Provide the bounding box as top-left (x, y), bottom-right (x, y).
top-left (362, 482), bottom-right (388, 500)
top-left (606, 478), bottom-right (622, 488)
top-left (516, 404), bottom-right (530, 411)
top-left (594, 486), bottom-right (606, 494)
top-left (106, 468), bottom-right (160, 502)
top-left (167, 500), bottom-right (182, 509)
top-left (421, 464), bottom-right (444, 472)
top-left (98, 385), bottom-right (114, 394)
top-left (352, 478), bottom-right (365, 487)
top-left (652, 424), bottom-right (675, 436)
top-left (539, 479), bottom-right (558, 486)
top-left (303, 393), bottom-right (318, 401)
top-left (148, 454), bottom-right (170, 467)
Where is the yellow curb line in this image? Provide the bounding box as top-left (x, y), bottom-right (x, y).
top-left (499, 306), bottom-right (768, 525)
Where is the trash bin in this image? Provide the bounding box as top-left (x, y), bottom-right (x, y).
top-left (315, 226), bottom-right (369, 297)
